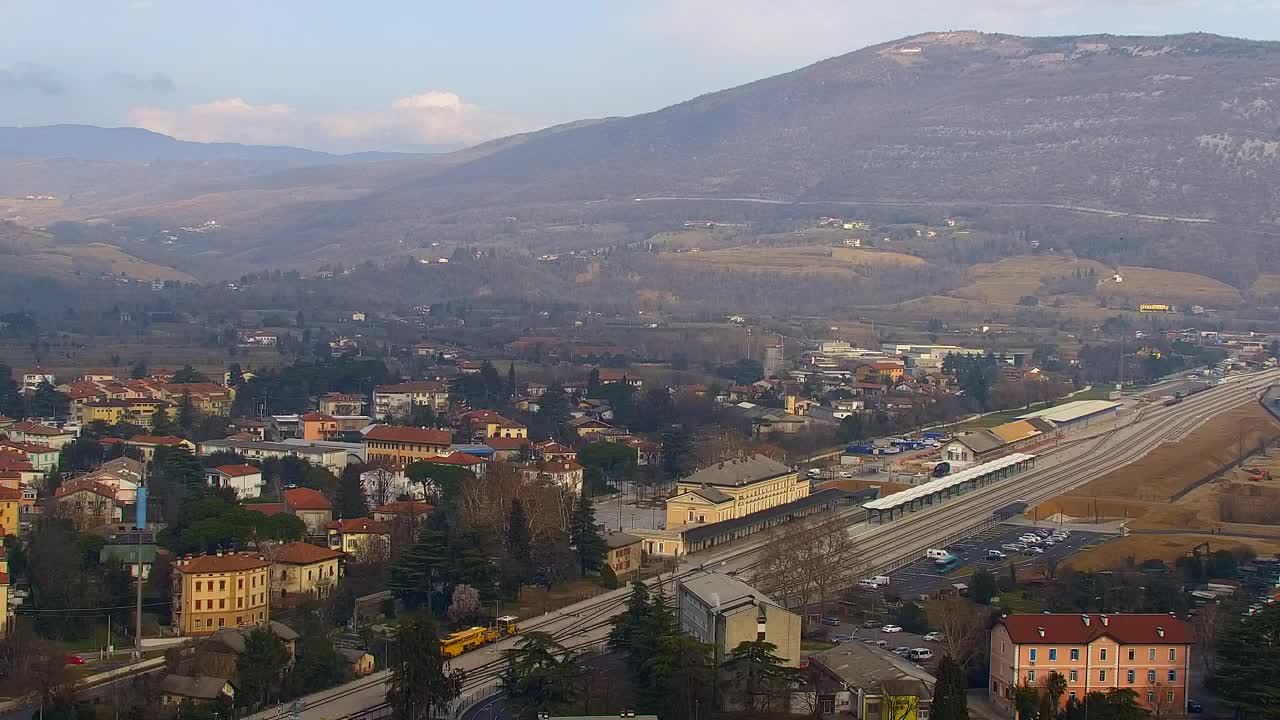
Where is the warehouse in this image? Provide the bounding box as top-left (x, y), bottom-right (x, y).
top-left (1015, 400), bottom-right (1120, 432)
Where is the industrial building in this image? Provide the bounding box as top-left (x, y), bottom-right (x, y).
top-left (675, 570), bottom-right (801, 667)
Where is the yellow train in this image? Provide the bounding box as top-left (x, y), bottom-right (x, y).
top-left (440, 615), bottom-right (519, 658)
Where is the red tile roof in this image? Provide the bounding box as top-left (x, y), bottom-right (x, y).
top-left (283, 487), bottom-right (333, 511)
top-left (485, 437), bottom-right (530, 451)
top-left (324, 517), bottom-right (389, 534)
top-left (998, 614), bottom-right (1192, 645)
top-left (272, 541), bottom-right (342, 565)
top-left (301, 412), bottom-right (336, 422)
top-left (173, 552), bottom-right (271, 574)
top-left (9, 421), bottom-right (67, 436)
top-left (128, 435), bottom-right (188, 446)
top-left (246, 502), bottom-right (287, 516)
top-left (426, 451), bottom-right (485, 467)
top-left (372, 500), bottom-right (433, 516)
top-left (54, 478), bottom-right (116, 500)
top-left (214, 464), bottom-right (261, 478)
top-left (0, 486), bottom-right (21, 501)
top-left (364, 425), bottom-right (452, 446)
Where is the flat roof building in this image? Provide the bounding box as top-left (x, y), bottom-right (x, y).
top-left (675, 570), bottom-right (801, 668)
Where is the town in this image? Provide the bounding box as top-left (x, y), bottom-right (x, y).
top-left (0, 319), bottom-right (1277, 720)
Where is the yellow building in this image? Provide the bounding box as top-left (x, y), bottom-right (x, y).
top-left (665, 455), bottom-right (807, 528)
top-left (0, 486), bottom-right (18, 537)
top-left (363, 425), bottom-right (452, 470)
top-left (172, 552), bottom-right (271, 636)
top-left (1139, 303), bottom-right (1173, 313)
top-left (161, 383), bottom-right (235, 416)
top-left (270, 542), bottom-right (341, 599)
top-left (325, 518), bottom-right (391, 559)
top-left (125, 435), bottom-right (196, 462)
top-left (676, 570), bottom-right (802, 668)
top-left (78, 398), bottom-right (171, 427)
top-left (0, 545), bottom-right (9, 638)
top-left (605, 532), bottom-right (643, 578)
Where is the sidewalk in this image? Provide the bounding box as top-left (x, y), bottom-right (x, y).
top-left (967, 689), bottom-right (1008, 720)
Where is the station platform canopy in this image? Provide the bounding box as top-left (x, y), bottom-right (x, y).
top-left (862, 453), bottom-right (1036, 511)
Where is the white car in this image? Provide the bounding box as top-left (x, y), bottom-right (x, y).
top-left (1024, 546), bottom-right (1045, 555)
top-left (909, 648), bottom-right (934, 661)
top-left (1043, 538), bottom-right (1058, 546)
top-left (1022, 536), bottom-right (1042, 545)
top-left (881, 624), bottom-right (903, 633)
top-left (922, 632), bottom-right (943, 642)
top-left (893, 646), bottom-right (912, 656)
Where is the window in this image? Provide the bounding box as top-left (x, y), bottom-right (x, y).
top-left (238, 578), bottom-right (244, 589)
top-left (218, 618), bottom-right (225, 628)
top-left (1128, 648), bottom-right (1136, 661)
top-left (194, 581), bottom-right (201, 592)
top-left (1169, 648), bottom-right (1177, 662)
top-left (1069, 670), bottom-right (1078, 683)
top-left (1100, 648), bottom-right (1108, 661)
top-left (1168, 691), bottom-right (1175, 703)
top-left (1099, 670), bottom-right (1107, 682)
top-left (1070, 649), bottom-right (1080, 661)
top-left (219, 599), bottom-right (225, 609)
top-left (1069, 693), bottom-right (1077, 701)
top-left (1030, 649), bottom-right (1038, 662)
top-left (236, 616), bottom-right (242, 625)
top-left (1147, 671), bottom-right (1156, 683)
top-left (1148, 648), bottom-right (1156, 661)
top-left (1147, 692), bottom-right (1155, 704)
top-left (1049, 649), bottom-right (1058, 661)
top-left (1126, 670), bottom-right (1135, 684)
top-left (1168, 670), bottom-right (1177, 682)
top-left (1027, 670), bottom-right (1036, 683)
top-left (219, 580), bottom-right (226, 591)
top-left (237, 598), bottom-right (243, 608)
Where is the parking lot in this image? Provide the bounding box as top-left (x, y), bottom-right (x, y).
top-left (880, 523), bottom-right (1109, 599)
top-left (808, 615), bottom-right (943, 669)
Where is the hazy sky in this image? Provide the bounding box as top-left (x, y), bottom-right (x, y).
top-left (3, 0), bottom-right (1278, 152)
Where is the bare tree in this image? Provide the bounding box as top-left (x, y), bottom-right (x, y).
top-left (1039, 555), bottom-right (1062, 583)
top-left (881, 684), bottom-right (922, 720)
top-left (1146, 681), bottom-right (1177, 720)
top-left (1191, 603), bottom-right (1223, 678)
top-left (755, 514), bottom-right (859, 626)
top-left (925, 596), bottom-right (987, 668)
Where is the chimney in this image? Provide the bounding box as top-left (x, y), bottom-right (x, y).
top-left (1157, 626), bottom-right (1165, 638)
top-left (216, 549), bottom-right (223, 557)
top-left (1100, 615), bottom-right (1109, 627)
top-left (1037, 626), bottom-right (1045, 638)
top-left (1082, 615), bottom-right (1090, 626)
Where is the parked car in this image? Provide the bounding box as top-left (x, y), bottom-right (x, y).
top-left (862, 638), bottom-right (888, 648)
top-left (65, 655), bottom-right (86, 665)
top-left (1001, 543), bottom-right (1021, 552)
top-left (922, 632), bottom-right (943, 642)
top-left (1024, 546), bottom-right (1045, 555)
top-left (1034, 529), bottom-right (1052, 537)
top-left (863, 619), bottom-right (882, 629)
top-left (893, 646), bottom-right (912, 656)
top-left (1186, 700), bottom-right (1203, 714)
top-left (880, 624), bottom-right (903, 633)
top-left (832, 634), bottom-right (855, 643)
top-left (987, 550), bottom-right (1008, 560)
top-left (1043, 538), bottom-right (1058, 547)
top-left (909, 648), bottom-right (934, 661)
top-left (821, 616), bottom-right (842, 627)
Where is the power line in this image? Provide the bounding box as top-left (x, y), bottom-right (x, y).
top-left (15, 600), bottom-right (171, 613)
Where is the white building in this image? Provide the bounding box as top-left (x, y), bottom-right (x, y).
top-left (205, 464), bottom-right (265, 499)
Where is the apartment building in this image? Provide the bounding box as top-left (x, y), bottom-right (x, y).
top-left (372, 382), bottom-right (449, 421)
top-left (171, 552), bottom-right (271, 636)
top-left (363, 425), bottom-right (452, 469)
top-left (675, 569), bottom-right (801, 667)
top-left (989, 614), bottom-right (1192, 715)
top-left (665, 454), bottom-right (807, 528)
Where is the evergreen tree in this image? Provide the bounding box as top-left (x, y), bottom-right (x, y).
top-left (236, 627), bottom-right (290, 708)
top-left (387, 613), bottom-right (464, 720)
top-left (27, 381), bottom-right (68, 419)
top-left (177, 389), bottom-right (197, 432)
top-left (170, 365), bottom-right (210, 383)
top-left (932, 655), bottom-right (969, 720)
top-left (389, 524), bottom-right (451, 612)
top-left (129, 360), bottom-right (148, 379)
top-left (505, 499), bottom-right (532, 571)
top-left (721, 640), bottom-right (805, 713)
top-left (587, 368), bottom-right (602, 396)
top-left (501, 632), bottom-right (585, 719)
top-left (1215, 603), bottom-right (1280, 719)
top-left (651, 633), bottom-right (716, 720)
top-left (568, 492), bottom-right (607, 576)
top-left (149, 406), bottom-right (178, 435)
top-left (227, 363), bottom-right (245, 387)
top-left (660, 424), bottom-right (695, 479)
top-left (333, 464), bottom-right (370, 519)
top-left (507, 362), bottom-right (517, 400)
top-left (532, 383), bottom-right (571, 440)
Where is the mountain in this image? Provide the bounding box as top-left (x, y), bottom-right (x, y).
top-left (18, 31), bottom-right (1280, 283)
top-left (0, 124), bottom-right (417, 164)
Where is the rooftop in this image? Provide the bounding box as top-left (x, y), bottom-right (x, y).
top-left (272, 541), bottom-right (343, 565)
top-left (324, 517), bottom-right (389, 534)
top-left (678, 454), bottom-right (793, 488)
top-left (173, 552), bottom-right (271, 574)
top-left (214, 464), bottom-right (262, 478)
top-left (998, 613), bottom-right (1191, 645)
top-left (605, 532), bottom-right (642, 549)
top-left (364, 425), bottom-right (452, 446)
top-left (160, 675), bottom-right (230, 701)
top-left (810, 641), bottom-right (936, 697)
top-left (679, 570), bottom-right (783, 617)
top-left (283, 487), bottom-right (333, 511)
top-left (1015, 400), bottom-right (1121, 425)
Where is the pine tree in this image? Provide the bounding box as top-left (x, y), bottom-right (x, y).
top-left (505, 498), bottom-right (532, 569)
top-left (227, 363), bottom-right (245, 387)
top-left (587, 367), bottom-right (602, 396)
top-left (387, 613), bottom-right (464, 720)
top-left (507, 362), bottom-right (517, 400)
top-left (932, 655), bottom-right (969, 720)
top-left (177, 389), bottom-right (197, 432)
top-left (333, 465), bottom-right (370, 519)
top-left (569, 492), bottom-right (607, 576)
top-left (389, 525), bottom-right (451, 612)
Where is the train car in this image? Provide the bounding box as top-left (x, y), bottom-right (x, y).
top-left (439, 616), bottom-right (521, 658)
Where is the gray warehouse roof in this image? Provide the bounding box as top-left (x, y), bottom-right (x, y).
top-left (1015, 400), bottom-right (1120, 425)
top-left (679, 455), bottom-right (793, 488)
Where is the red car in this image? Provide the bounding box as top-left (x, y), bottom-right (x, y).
top-left (65, 655), bottom-right (86, 665)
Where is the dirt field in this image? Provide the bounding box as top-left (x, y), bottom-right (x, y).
top-left (1067, 533), bottom-right (1280, 571)
top-left (952, 256), bottom-right (1110, 305)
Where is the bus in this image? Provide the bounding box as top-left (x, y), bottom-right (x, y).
top-left (934, 553), bottom-right (959, 573)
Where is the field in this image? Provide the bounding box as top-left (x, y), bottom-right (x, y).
top-left (662, 244), bottom-right (926, 278)
top-left (1067, 533), bottom-right (1280, 571)
top-left (951, 256), bottom-right (1110, 305)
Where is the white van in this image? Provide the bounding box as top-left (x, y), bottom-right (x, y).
top-left (925, 548), bottom-right (950, 561)
top-left (871, 576), bottom-right (891, 586)
top-left (858, 579), bottom-right (880, 590)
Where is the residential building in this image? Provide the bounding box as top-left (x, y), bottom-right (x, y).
top-left (301, 412), bottom-right (340, 441)
top-left (0, 441), bottom-right (58, 472)
top-left (605, 532), bottom-right (642, 578)
top-left (171, 551), bottom-right (271, 636)
top-left (485, 436), bottom-right (531, 461)
top-left (270, 541), bottom-right (341, 599)
top-left (989, 614), bottom-right (1193, 715)
top-left (281, 488), bottom-right (333, 536)
top-left (340, 648), bottom-right (376, 677)
top-left (675, 569), bottom-right (801, 667)
top-left (325, 517), bottom-right (391, 558)
top-left (371, 500), bottom-right (433, 524)
top-left (597, 370), bottom-right (642, 389)
top-left (567, 417), bottom-right (613, 437)
top-left (518, 459), bottom-right (583, 493)
top-left (0, 486), bottom-right (18, 536)
top-left (197, 438), bottom-right (350, 474)
top-left (21, 366), bottom-right (56, 394)
top-left (420, 450), bottom-right (488, 477)
top-left (126, 435), bottom-right (195, 462)
top-left (807, 641), bottom-right (936, 720)
top-left (372, 381), bottom-right (449, 421)
top-left (192, 621), bottom-right (298, 680)
top-left (238, 329), bottom-right (279, 346)
top-left (458, 410), bottom-right (528, 440)
top-left (160, 675), bottom-right (236, 707)
top-left (206, 464), bottom-right (265, 499)
top-left (854, 360), bottom-right (906, 384)
top-left (665, 455), bottom-right (807, 528)
top-left (161, 383), bottom-right (235, 416)
top-left (318, 393), bottom-right (365, 417)
top-left (53, 479), bottom-right (121, 528)
top-left (5, 422), bottom-right (74, 450)
top-left (100, 540), bottom-right (158, 580)
top-left (0, 557), bottom-right (8, 638)
top-left (363, 425), bottom-right (452, 470)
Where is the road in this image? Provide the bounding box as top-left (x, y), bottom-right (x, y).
top-left (255, 370), bottom-right (1280, 720)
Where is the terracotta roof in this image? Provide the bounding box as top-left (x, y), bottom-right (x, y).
top-left (998, 614), bottom-right (1192, 645)
top-left (215, 464), bottom-right (261, 478)
top-left (272, 541), bottom-right (342, 565)
top-left (246, 502), bottom-right (287, 516)
top-left (301, 412), bottom-right (336, 422)
top-left (0, 572), bottom-right (7, 586)
top-left (542, 460), bottom-right (583, 473)
top-left (0, 457), bottom-right (33, 472)
top-left (365, 425), bottom-right (452, 446)
top-left (485, 437), bottom-right (530, 451)
top-left (426, 451), bottom-right (485, 467)
top-left (127, 435), bottom-right (188, 446)
top-left (283, 487), bottom-right (333, 511)
top-left (9, 422), bottom-right (67, 436)
top-left (324, 517), bottom-right (389, 534)
top-left (0, 441), bottom-right (55, 454)
top-left (54, 478), bottom-right (116, 500)
top-left (173, 552), bottom-right (271, 574)
top-left (374, 381), bottom-right (447, 393)
top-left (0, 486), bottom-right (21, 501)
top-left (373, 500), bottom-right (433, 516)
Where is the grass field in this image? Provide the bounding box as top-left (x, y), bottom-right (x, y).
top-left (1068, 533), bottom-right (1280, 571)
top-left (952, 256), bottom-right (1110, 305)
top-left (663, 244), bottom-right (926, 278)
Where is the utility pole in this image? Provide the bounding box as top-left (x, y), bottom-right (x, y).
top-left (135, 469), bottom-right (147, 661)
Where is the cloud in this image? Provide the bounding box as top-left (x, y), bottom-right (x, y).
top-left (0, 61), bottom-right (66, 95)
top-left (107, 71), bottom-right (177, 94)
top-left (127, 92), bottom-right (532, 152)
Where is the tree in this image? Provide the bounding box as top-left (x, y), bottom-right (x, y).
top-left (1039, 671), bottom-right (1068, 720)
top-left (327, 580), bottom-right (356, 628)
top-left (506, 499), bottom-right (532, 572)
top-left (1191, 602), bottom-right (1222, 678)
top-left (333, 465), bottom-right (370, 519)
top-left (289, 633), bottom-right (349, 695)
top-left (926, 597), bottom-right (987, 668)
top-left (568, 493), bottom-right (607, 576)
top-left (896, 602), bottom-right (929, 634)
top-left (236, 627), bottom-right (290, 708)
top-left (406, 461), bottom-right (472, 505)
top-left (587, 368), bottom-right (602, 397)
top-left (836, 413), bottom-right (866, 443)
top-left (447, 584), bottom-right (482, 625)
top-left (170, 365), bottom-right (210, 383)
top-left (1214, 603), bottom-right (1280, 719)
top-left (660, 424), bottom-right (695, 479)
top-left (651, 632), bottom-right (716, 720)
top-left (387, 613), bottom-right (465, 720)
top-left (721, 640), bottom-right (804, 712)
top-left (27, 381), bottom-right (68, 419)
top-left (931, 655), bottom-right (969, 720)
top-left (177, 389), bottom-right (198, 432)
top-left (507, 362), bottom-right (517, 400)
top-left (227, 363), bottom-right (246, 387)
top-left (529, 530), bottom-right (574, 609)
top-left (389, 524), bottom-right (451, 611)
top-left (599, 562), bottom-right (619, 590)
top-left (577, 441), bottom-right (638, 492)
top-left (501, 632), bottom-right (585, 719)
top-left (1013, 680), bottom-right (1040, 720)
top-left (972, 568), bottom-right (997, 605)
top-left (533, 383), bottom-right (571, 440)
top-left (129, 360), bottom-right (148, 379)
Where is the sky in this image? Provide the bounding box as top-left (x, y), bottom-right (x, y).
top-left (3, 0), bottom-right (1280, 153)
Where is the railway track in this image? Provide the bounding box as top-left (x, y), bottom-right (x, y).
top-left (270, 373), bottom-right (1279, 720)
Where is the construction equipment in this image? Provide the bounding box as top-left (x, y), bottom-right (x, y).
top-left (439, 616), bottom-right (520, 658)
